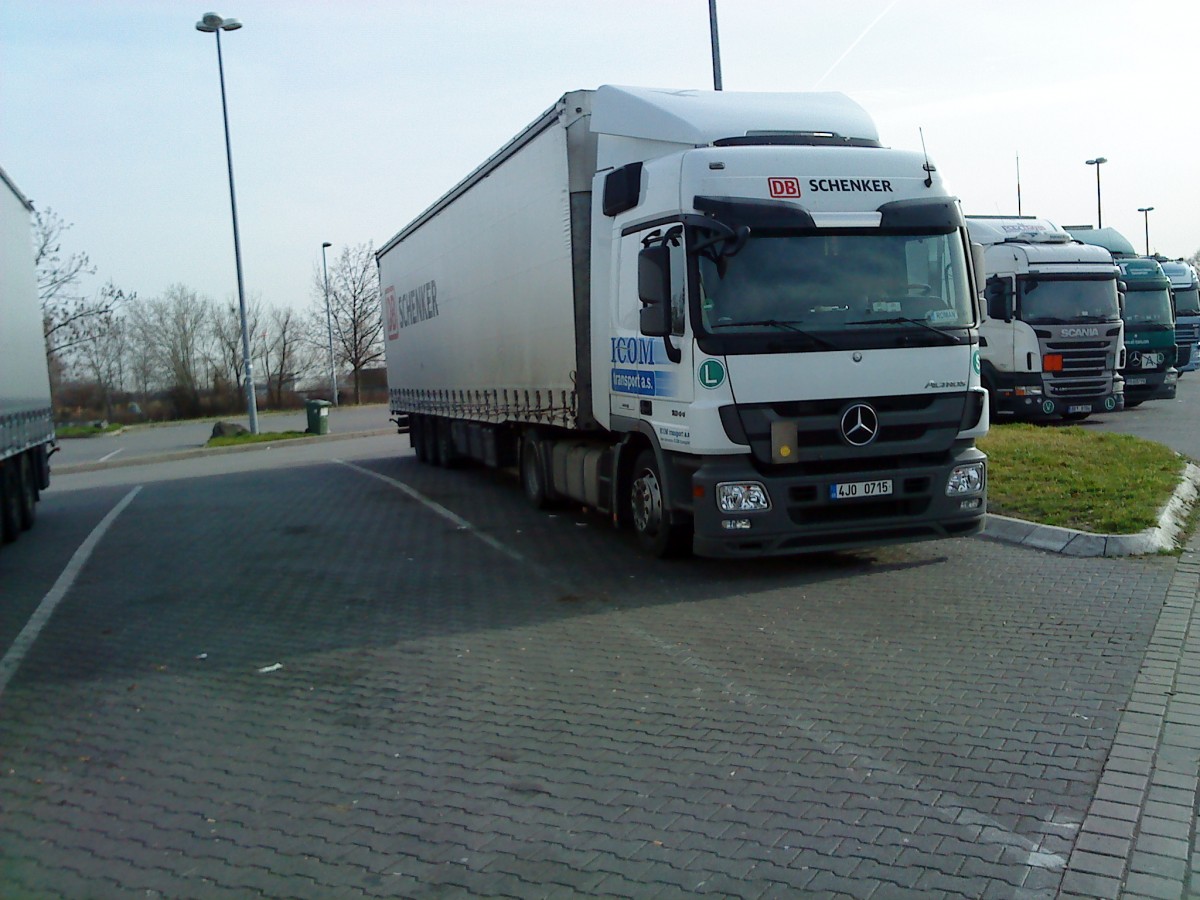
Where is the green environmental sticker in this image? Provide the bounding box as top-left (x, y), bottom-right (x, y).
top-left (698, 358), bottom-right (726, 389)
top-left (972, 350), bottom-right (981, 375)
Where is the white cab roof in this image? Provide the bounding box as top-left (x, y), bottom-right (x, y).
top-left (590, 85), bottom-right (879, 146)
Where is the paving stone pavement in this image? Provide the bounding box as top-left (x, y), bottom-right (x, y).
top-left (0, 440), bottom-right (1195, 898)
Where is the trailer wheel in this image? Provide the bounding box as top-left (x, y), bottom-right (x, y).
top-left (629, 450), bottom-right (690, 558)
top-left (17, 452), bottom-right (36, 531)
top-left (0, 459), bottom-right (20, 544)
top-left (520, 433), bottom-right (550, 509)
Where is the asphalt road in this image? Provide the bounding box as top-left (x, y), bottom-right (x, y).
top-left (2, 389), bottom-right (1199, 898)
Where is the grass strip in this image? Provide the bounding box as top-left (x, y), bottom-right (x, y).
top-left (206, 430), bottom-right (312, 447)
top-left (979, 423), bottom-right (1186, 534)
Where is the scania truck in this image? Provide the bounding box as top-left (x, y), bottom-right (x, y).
top-left (1, 165), bottom-right (55, 546)
top-left (379, 86), bottom-right (988, 558)
top-left (1159, 259), bottom-right (1200, 373)
top-left (1117, 257), bottom-right (1178, 406)
top-left (966, 216), bottom-right (1124, 422)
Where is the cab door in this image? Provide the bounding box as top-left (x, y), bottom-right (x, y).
top-left (609, 224), bottom-right (694, 429)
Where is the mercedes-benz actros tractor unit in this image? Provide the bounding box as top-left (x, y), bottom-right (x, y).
top-left (380, 86), bottom-right (988, 558)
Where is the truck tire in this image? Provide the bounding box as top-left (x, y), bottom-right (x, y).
top-left (629, 449), bottom-right (690, 558)
top-left (520, 433), bottom-right (550, 509)
top-left (17, 452), bottom-right (36, 530)
top-left (1, 459), bottom-right (21, 544)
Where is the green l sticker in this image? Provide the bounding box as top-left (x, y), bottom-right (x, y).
top-left (698, 359), bottom-right (725, 389)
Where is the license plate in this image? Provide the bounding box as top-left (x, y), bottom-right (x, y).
top-left (1126, 377), bottom-right (1147, 386)
top-left (1067, 404), bottom-right (1092, 414)
top-left (830, 479), bottom-right (893, 500)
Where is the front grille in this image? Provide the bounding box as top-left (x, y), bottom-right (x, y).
top-left (731, 393), bottom-right (968, 471)
top-left (1041, 338), bottom-right (1117, 397)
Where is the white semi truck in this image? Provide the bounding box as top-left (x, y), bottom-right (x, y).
top-left (967, 216), bottom-right (1123, 422)
top-left (379, 86), bottom-right (988, 558)
top-left (0, 166), bottom-right (55, 546)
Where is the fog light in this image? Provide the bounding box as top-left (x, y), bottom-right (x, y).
top-left (946, 462), bottom-right (985, 495)
top-left (716, 482), bottom-right (771, 512)
top-left (721, 519), bottom-right (753, 530)
top-left (959, 497), bottom-right (982, 510)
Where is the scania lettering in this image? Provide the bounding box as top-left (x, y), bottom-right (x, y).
top-left (0, 165), bottom-right (56, 549)
top-left (380, 86), bottom-right (987, 558)
top-left (967, 216), bottom-right (1123, 422)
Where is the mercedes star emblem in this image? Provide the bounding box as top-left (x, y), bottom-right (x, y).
top-left (840, 403), bottom-right (880, 447)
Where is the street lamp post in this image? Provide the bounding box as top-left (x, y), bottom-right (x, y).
top-left (1085, 157), bottom-right (1107, 229)
top-left (196, 11), bottom-right (258, 434)
top-left (1137, 207), bottom-right (1155, 257)
top-left (708, 0), bottom-right (722, 90)
top-left (321, 242), bottom-right (339, 406)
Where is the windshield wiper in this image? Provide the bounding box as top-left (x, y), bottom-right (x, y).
top-left (711, 319), bottom-right (839, 349)
top-left (845, 316), bottom-right (962, 345)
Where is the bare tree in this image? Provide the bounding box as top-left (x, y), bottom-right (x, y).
top-left (207, 294), bottom-right (263, 407)
top-left (133, 285), bottom-right (213, 417)
top-left (34, 207), bottom-right (128, 358)
top-left (74, 309), bottom-right (128, 421)
top-left (261, 305), bottom-right (309, 407)
top-left (312, 242), bottom-right (383, 404)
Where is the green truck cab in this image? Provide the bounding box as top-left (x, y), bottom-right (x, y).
top-left (1118, 257), bottom-right (1178, 406)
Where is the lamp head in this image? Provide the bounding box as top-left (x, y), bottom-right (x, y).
top-left (323, 242), bottom-right (332, 248)
top-left (1138, 206), bottom-right (1154, 213)
top-left (196, 13), bottom-right (241, 32)
top-left (1085, 157), bottom-right (1108, 166)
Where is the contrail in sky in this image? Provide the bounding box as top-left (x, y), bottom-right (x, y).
top-left (813, 0), bottom-right (900, 88)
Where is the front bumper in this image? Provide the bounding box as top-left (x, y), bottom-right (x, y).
top-left (688, 447), bottom-right (987, 558)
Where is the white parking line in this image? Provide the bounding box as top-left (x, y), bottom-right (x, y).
top-left (0, 486), bottom-right (142, 698)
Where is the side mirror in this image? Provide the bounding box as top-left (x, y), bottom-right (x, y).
top-left (970, 242), bottom-right (987, 321)
top-left (638, 244), bottom-right (672, 337)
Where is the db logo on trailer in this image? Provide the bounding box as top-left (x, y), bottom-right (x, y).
top-left (768, 177), bottom-right (801, 198)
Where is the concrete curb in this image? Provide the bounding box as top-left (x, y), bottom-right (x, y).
top-left (53, 428), bottom-right (394, 475)
top-left (983, 462), bottom-right (1200, 557)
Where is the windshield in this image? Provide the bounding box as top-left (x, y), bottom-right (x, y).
top-left (1017, 276), bottom-right (1120, 324)
top-left (1174, 286), bottom-right (1200, 316)
top-left (1124, 288), bottom-right (1175, 327)
top-left (696, 230), bottom-right (974, 335)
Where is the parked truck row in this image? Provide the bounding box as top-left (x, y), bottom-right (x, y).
top-left (379, 86), bottom-right (989, 559)
top-left (0, 165), bottom-right (55, 547)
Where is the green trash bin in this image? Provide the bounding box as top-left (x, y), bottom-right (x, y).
top-left (305, 399), bottom-right (333, 435)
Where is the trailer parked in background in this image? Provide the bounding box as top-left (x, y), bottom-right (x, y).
top-left (0, 165), bottom-right (55, 546)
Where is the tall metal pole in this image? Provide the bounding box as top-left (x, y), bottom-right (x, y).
top-left (321, 242), bottom-right (339, 406)
top-left (1138, 207), bottom-right (1154, 257)
top-left (211, 24), bottom-right (259, 433)
top-left (1086, 157), bottom-right (1106, 229)
top-left (708, 0), bottom-right (723, 91)
top-left (1015, 152), bottom-right (1022, 216)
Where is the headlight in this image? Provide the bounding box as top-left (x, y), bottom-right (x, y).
top-left (946, 463), bottom-right (985, 496)
top-left (716, 482), bottom-right (771, 512)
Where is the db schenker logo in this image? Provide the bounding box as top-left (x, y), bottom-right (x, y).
top-left (768, 177), bottom-right (801, 198)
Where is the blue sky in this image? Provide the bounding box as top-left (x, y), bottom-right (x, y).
top-left (2, 0), bottom-right (1196, 313)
